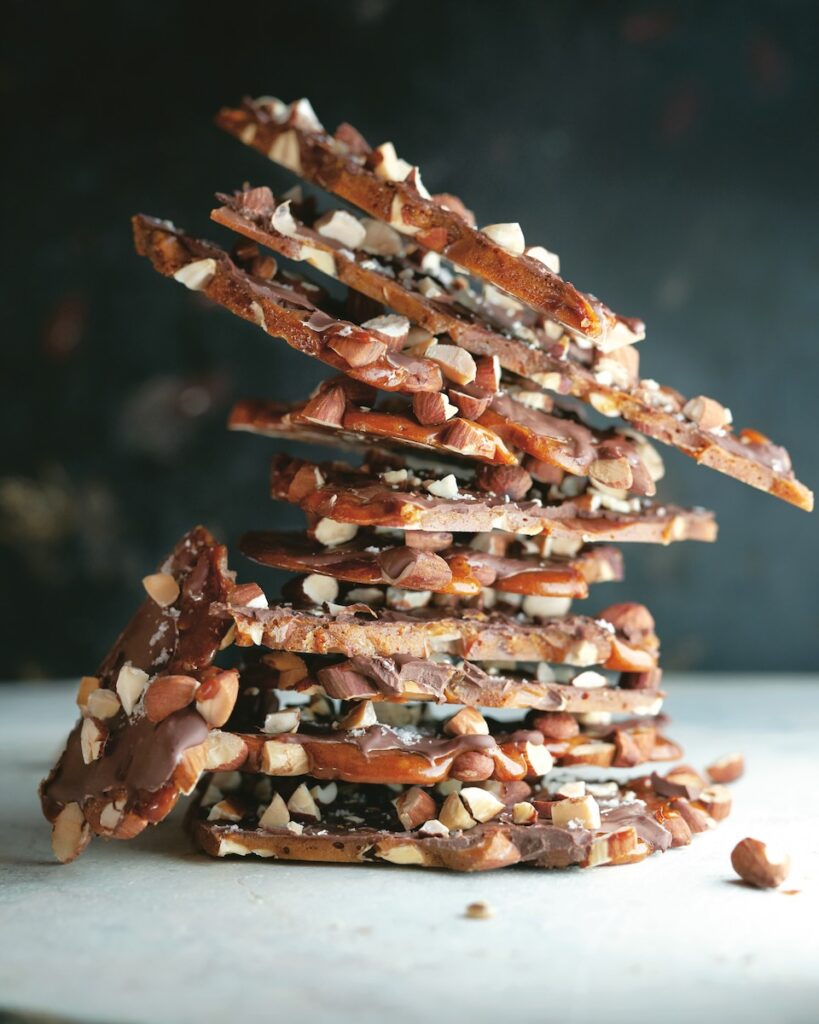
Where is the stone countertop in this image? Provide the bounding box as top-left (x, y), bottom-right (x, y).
top-left (1, 677), bottom-right (817, 1024)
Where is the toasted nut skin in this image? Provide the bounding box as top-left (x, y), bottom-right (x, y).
top-left (338, 699), bottom-right (378, 729)
top-left (144, 675), bottom-right (200, 722)
top-left (327, 332), bottom-right (387, 367)
top-left (531, 711), bottom-right (580, 741)
top-left (412, 391), bottom-right (457, 426)
top-left (465, 900), bottom-right (495, 919)
top-left (447, 389), bottom-right (490, 420)
top-left (300, 384), bottom-right (347, 427)
top-left (473, 355), bottom-right (501, 393)
top-left (655, 807), bottom-right (692, 847)
top-left (731, 838), bottom-right (790, 889)
top-left (142, 572), bottom-right (180, 607)
top-left (589, 456), bottom-right (633, 491)
top-left (698, 784), bottom-right (733, 821)
top-left (672, 797), bottom-right (713, 834)
top-left (475, 464), bottom-right (533, 500)
top-left (707, 752), bottom-right (745, 784)
top-left (450, 751), bottom-right (495, 782)
top-left (76, 676), bottom-right (100, 709)
top-left (393, 786), bottom-right (437, 829)
top-left (195, 668), bottom-right (239, 727)
top-left (599, 601), bottom-right (655, 640)
top-left (439, 792), bottom-right (477, 831)
top-left (425, 343), bottom-right (477, 385)
top-left (683, 395), bottom-right (731, 430)
top-left (443, 707), bottom-right (489, 737)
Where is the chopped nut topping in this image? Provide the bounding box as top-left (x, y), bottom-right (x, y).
top-left (115, 663), bottom-right (149, 716)
top-left (482, 222), bottom-right (525, 255)
top-left (141, 571), bottom-right (180, 607)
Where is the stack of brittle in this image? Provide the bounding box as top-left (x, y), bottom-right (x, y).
top-left (41, 96), bottom-right (811, 871)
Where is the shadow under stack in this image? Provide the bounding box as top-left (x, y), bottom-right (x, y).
top-left (40, 96), bottom-right (811, 871)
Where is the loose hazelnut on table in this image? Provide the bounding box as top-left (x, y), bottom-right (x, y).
top-left (731, 838), bottom-right (790, 889)
top-left (465, 901), bottom-right (495, 920)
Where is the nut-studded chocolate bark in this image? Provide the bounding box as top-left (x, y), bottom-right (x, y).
top-left (188, 774), bottom-right (689, 872)
top-left (240, 529), bottom-right (623, 599)
top-left (227, 589), bottom-right (660, 671)
top-left (211, 688), bottom-right (679, 784)
top-left (213, 187), bottom-right (812, 511)
top-left (267, 453), bottom-right (717, 544)
top-left (230, 376), bottom-right (659, 490)
top-left (39, 528), bottom-right (240, 862)
top-left (215, 97), bottom-right (641, 348)
top-left (132, 215), bottom-right (443, 394)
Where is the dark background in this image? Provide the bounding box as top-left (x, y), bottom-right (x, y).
top-left (2, 0), bottom-right (817, 679)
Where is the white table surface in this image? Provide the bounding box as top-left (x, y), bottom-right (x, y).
top-left (1, 677), bottom-right (818, 1024)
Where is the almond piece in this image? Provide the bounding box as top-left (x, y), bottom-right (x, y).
top-left (115, 663), bottom-right (149, 716)
top-left (523, 741), bottom-right (554, 777)
top-left (707, 752), bottom-right (745, 784)
top-left (412, 391), bottom-right (458, 426)
top-left (438, 419), bottom-right (496, 459)
top-left (447, 389), bottom-right (491, 420)
top-left (698, 784), bottom-right (733, 821)
top-left (263, 709), bottom-right (301, 735)
top-left (512, 801), bottom-right (537, 824)
top-left (144, 675), bottom-right (200, 723)
top-left (261, 740), bottom-right (310, 775)
top-left (526, 245), bottom-right (560, 273)
top-left (460, 787), bottom-right (505, 823)
top-left (474, 355), bottom-right (501, 393)
top-left (377, 547), bottom-right (451, 590)
top-left (196, 669), bottom-right (239, 728)
top-left (423, 474), bottom-right (459, 499)
top-left (589, 457), bottom-right (634, 491)
top-left (551, 794), bottom-right (601, 830)
top-left (203, 731), bottom-right (248, 771)
top-left (683, 395), bottom-right (731, 431)
top-left (76, 675), bottom-right (100, 709)
top-left (207, 799), bottom-right (244, 823)
top-left (173, 258), bottom-right (216, 291)
top-left (228, 582), bottom-right (269, 609)
top-left (338, 700), bottom-right (377, 730)
top-left (326, 332), bottom-right (387, 367)
top-left (439, 792), bottom-right (477, 831)
top-left (141, 571), bottom-right (180, 607)
top-left (314, 518), bottom-right (358, 546)
top-left (300, 385), bottom-right (346, 428)
top-left (85, 688), bottom-right (121, 720)
top-left (450, 751), bottom-right (495, 782)
top-left (424, 343), bottom-right (477, 385)
top-left (362, 314), bottom-right (410, 350)
top-left (474, 464), bottom-right (533, 500)
top-left (393, 786), bottom-right (438, 829)
top-left (51, 802), bottom-right (92, 863)
top-left (731, 838), bottom-right (790, 889)
top-left (444, 707), bottom-right (490, 737)
top-left (302, 573), bottom-right (340, 605)
top-left (264, 652), bottom-right (309, 688)
top-left (287, 782), bottom-right (321, 820)
top-left (482, 222), bottom-right (525, 255)
top-left (259, 792), bottom-right (290, 830)
top-left (315, 209), bottom-right (366, 249)
top-left (310, 782), bottom-right (338, 805)
top-left (80, 718), bottom-right (107, 764)
top-left (174, 741), bottom-right (208, 794)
